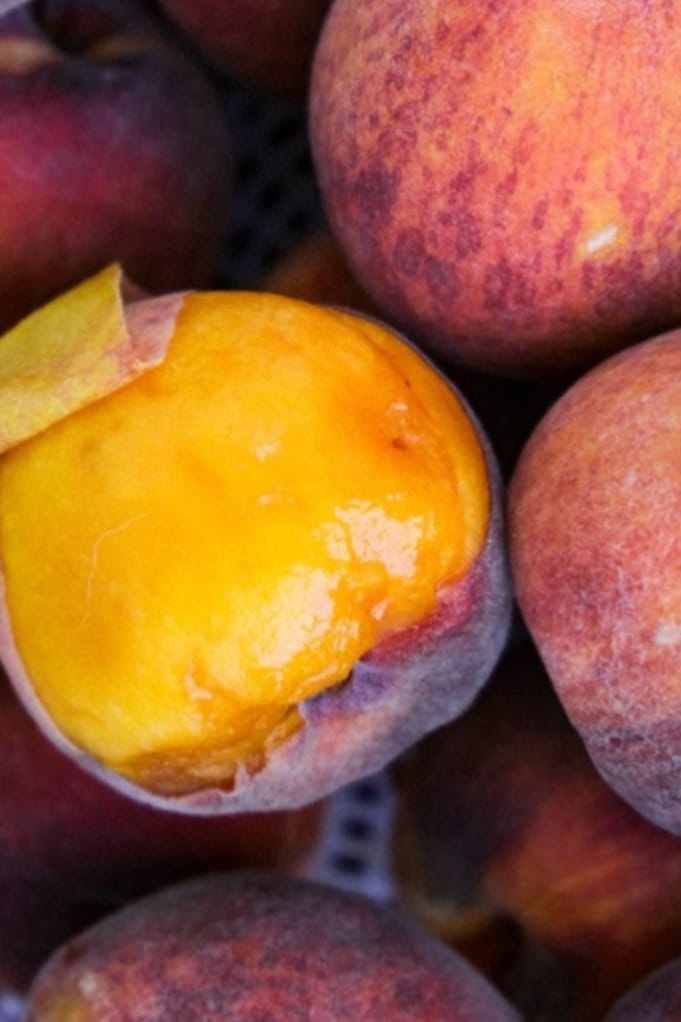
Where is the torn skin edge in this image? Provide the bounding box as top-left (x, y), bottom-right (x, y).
top-left (0, 457), bottom-right (510, 819)
top-left (0, 263), bottom-right (188, 454)
top-left (0, 563), bottom-right (98, 779)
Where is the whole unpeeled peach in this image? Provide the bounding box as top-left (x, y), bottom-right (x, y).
top-left (0, 266), bottom-right (511, 813)
top-left (310, 0), bottom-right (681, 379)
top-left (509, 326), bottom-right (681, 834)
top-left (0, 0), bottom-right (231, 333)
top-left (393, 647), bottom-right (681, 1021)
top-left (25, 872), bottom-right (522, 1021)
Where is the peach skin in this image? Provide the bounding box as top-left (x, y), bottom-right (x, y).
top-left (0, 267), bottom-right (511, 813)
top-left (604, 958), bottom-right (681, 1022)
top-left (156, 0), bottom-right (331, 99)
top-left (509, 326), bottom-right (681, 835)
top-left (25, 871), bottom-right (523, 1021)
top-left (310, 0), bottom-right (681, 380)
top-left (393, 646), bottom-right (681, 1022)
top-left (0, 0), bottom-right (231, 333)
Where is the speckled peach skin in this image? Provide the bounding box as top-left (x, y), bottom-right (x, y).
top-left (604, 958), bottom-right (681, 1022)
top-left (509, 328), bottom-right (681, 834)
top-left (310, 0), bottom-right (681, 380)
top-left (26, 872), bottom-right (522, 1022)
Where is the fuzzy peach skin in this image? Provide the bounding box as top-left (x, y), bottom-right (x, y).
top-left (26, 871), bottom-right (522, 1022)
top-left (393, 646), bottom-right (681, 1022)
top-left (509, 328), bottom-right (681, 835)
top-left (310, 0), bottom-right (681, 380)
top-left (604, 958), bottom-right (681, 1022)
top-left (156, 0), bottom-right (331, 98)
top-left (0, 0), bottom-right (231, 334)
top-left (0, 275), bottom-right (511, 814)
top-left (0, 675), bottom-right (324, 994)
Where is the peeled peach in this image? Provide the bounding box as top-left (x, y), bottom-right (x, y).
top-left (25, 872), bottom-right (522, 1021)
top-left (509, 327), bottom-right (681, 834)
top-left (0, 267), bottom-right (511, 813)
top-left (310, 0), bottom-right (681, 380)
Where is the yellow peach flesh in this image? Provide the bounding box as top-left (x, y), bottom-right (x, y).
top-left (0, 291), bottom-right (489, 795)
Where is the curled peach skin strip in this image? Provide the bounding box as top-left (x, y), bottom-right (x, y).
top-left (0, 263), bottom-right (185, 453)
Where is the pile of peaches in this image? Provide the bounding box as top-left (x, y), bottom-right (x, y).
top-left (3, 0), bottom-right (681, 1019)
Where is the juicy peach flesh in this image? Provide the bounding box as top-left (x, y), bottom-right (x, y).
top-left (0, 291), bottom-right (489, 796)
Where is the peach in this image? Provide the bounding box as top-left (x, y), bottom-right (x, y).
top-left (509, 327), bottom-right (681, 834)
top-left (0, 269), bottom-right (511, 813)
top-left (25, 871), bottom-right (522, 1021)
top-left (0, 0), bottom-right (231, 334)
top-left (393, 646), bottom-right (681, 1021)
top-left (156, 0), bottom-right (330, 99)
top-left (0, 673), bottom-right (323, 993)
top-left (310, 0), bottom-right (681, 380)
top-left (261, 228), bottom-right (379, 316)
top-left (604, 958), bottom-right (681, 1021)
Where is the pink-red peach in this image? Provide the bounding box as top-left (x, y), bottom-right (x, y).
top-left (310, 0), bottom-right (681, 380)
top-left (393, 646), bottom-right (681, 1021)
top-left (26, 872), bottom-right (522, 1021)
top-left (509, 326), bottom-right (681, 834)
top-left (0, 0), bottom-right (231, 333)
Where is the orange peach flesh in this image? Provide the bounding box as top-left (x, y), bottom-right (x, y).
top-left (0, 291), bottom-right (489, 796)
